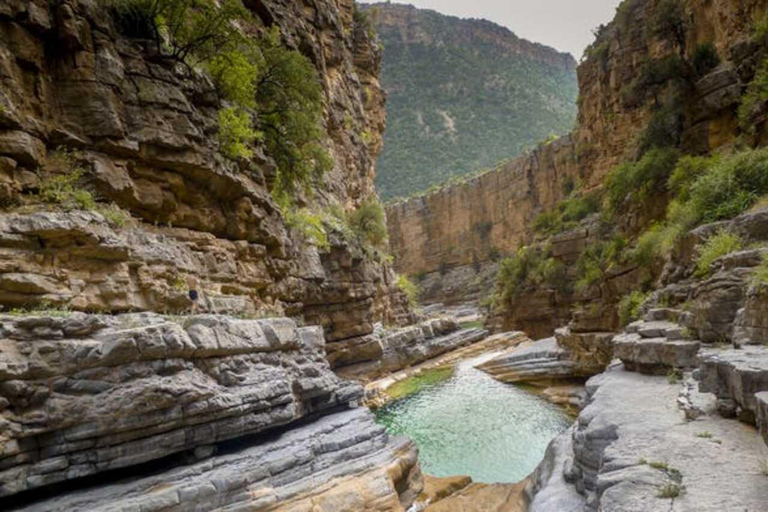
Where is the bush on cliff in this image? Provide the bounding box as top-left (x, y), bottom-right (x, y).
top-left (605, 148), bottom-right (679, 215)
top-left (494, 246), bottom-right (565, 310)
top-left (348, 198), bottom-right (389, 250)
top-left (533, 193), bottom-right (600, 236)
top-left (633, 148), bottom-right (768, 265)
top-left (694, 230), bottom-right (744, 277)
top-left (691, 42), bottom-right (720, 77)
top-left (574, 235), bottom-right (628, 292)
top-left (618, 290), bottom-right (650, 327)
top-left (739, 58), bottom-right (768, 132)
top-left (396, 274), bottom-right (419, 307)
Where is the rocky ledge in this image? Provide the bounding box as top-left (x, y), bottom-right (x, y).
top-left (529, 364), bottom-right (768, 511)
top-left (8, 407), bottom-right (422, 512)
top-left (0, 312), bottom-right (427, 509)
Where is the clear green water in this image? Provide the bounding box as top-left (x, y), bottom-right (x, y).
top-left (374, 353), bottom-right (572, 483)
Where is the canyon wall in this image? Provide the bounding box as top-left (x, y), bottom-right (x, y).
top-left (0, 0), bottom-right (417, 369)
top-left (387, 0), bottom-right (768, 306)
top-left (0, 1), bottom-right (439, 508)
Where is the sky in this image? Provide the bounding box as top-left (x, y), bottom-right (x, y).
top-left (360, 0), bottom-right (623, 60)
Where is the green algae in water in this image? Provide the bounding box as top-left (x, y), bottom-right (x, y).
top-left (385, 366), bottom-right (455, 401)
top-left (374, 354), bottom-right (572, 484)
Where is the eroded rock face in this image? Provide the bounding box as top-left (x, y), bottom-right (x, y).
top-left (533, 365), bottom-right (768, 511)
top-left (9, 408), bottom-right (424, 512)
top-left (0, 0), bottom-right (416, 361)
top-left (0, 313), bottom-right (362, 497)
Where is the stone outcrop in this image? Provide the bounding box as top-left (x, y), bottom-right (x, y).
top-left (529, 364), bottom-right (768, 511)
top-left (9, 408), bottom-right (423, 512)
top-left (331, 317), bottom-right (488, 381)
top-left (0, 313), bottom-right (361, 496)
top-left (699, 345), bottom-right (768, 424)
top-left (613, 309), bottom-right (701, 373)
top-left (0, 312), bottom-right (428, 509)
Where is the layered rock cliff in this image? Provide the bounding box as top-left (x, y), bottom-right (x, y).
top-left (387, 0), bottom-right (768, 313)
top-left (0, 0), bottom-right (442, 508)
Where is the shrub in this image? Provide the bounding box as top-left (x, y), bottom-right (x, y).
top-left (348, 197), bottom-right (388, 249)
top-left (652, 0), bottom-right (687, 50)
top-left (751, 254), bottom-right (768, 289)
top-left (205, 47), bottom-right (258, 108)
top-left (218, 107), bottom-right (259, 159)
top-left (691, 42), bottom-right (720, 77)
top-left (396, 274), bottom-right (419, 307)
top-left (684, 148), bottom-right (768, 224)
top-left (739, 58), bottom-right (768, 131)
top-left (39, 149), bottom-right (97, 210)
top-left (618, 290), bottom-right (649, 326)
top-left (105, 0), bottom-right (251, 64)
top-left (605, 148), bottom-right (679, 214)
top-left (629, 56), bottom-right (688, 100)
top-left (694, 230), bottom-right (743, 277)
top-left (533, 194), bottom-right (600, 235)
top-left (280, 202), bottom-right (329, 251)
top-left (257, 27), bottom-right (332, 196)
top-left (494, 246), bottom-right (565, 308)
top-left (752, 11), bottom-right (768, 42)
top-left (637, 102), bottom-right (683, 154)
top-left (667, 154), bottom-right (717, 201)
top-left (99, 203), bottom-right (131, 228)
top-left (633, 223), bottom-right (681, 266)
top-left (575, 235), bottom-right (627, 291)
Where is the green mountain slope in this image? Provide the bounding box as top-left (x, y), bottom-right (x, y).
top-left (367, 3), bottom-right (578, 201)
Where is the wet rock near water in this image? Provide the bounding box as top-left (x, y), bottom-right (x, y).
top-left (332, 318), bottom-right (488, 381)
top-left (0, 313), bottom-right (362, 498)
top-left (8, 407), bottom-right (423, 512)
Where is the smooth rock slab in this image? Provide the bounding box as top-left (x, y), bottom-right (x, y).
top-left (0, 313), bottom-right (361, 497)
top-left (10, 408), bottom-right (423, 511)
top-left (562, 366), bottom-right (768, 511)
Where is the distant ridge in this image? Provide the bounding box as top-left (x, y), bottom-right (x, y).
top-left (367, 2), bottom-right (578, 200)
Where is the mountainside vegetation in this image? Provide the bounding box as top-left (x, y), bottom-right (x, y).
top-left (366, 3), bottom-right (578, 201)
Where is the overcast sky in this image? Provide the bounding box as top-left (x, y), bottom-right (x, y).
top-left (360, 0), bottom-right (623, 59)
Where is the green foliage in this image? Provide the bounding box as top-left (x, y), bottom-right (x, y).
top-left (533, 194), bottom-right (600, 235)
top-left (618, 290), bottom-right (649, 327)
top-left (396, 274), bottom-right (419, 307)
top-left (738, 58), bottom-right (768, 132)
top-left (605, 148), bottom-right (679, 214)
top-left (217, 107), bottom-right (258, 159)
top-left (99, 203), bottom-right (130, 228)
top-left (628, 56), bottom-right (689, 102)
top-left (39, 149), bottom-right (96, 210)
top-left (652, 0), bottom-right (687, 50)
top-left (371, 6), bottom-right (578, 200)
top-left (105, 0), bottom-right (250, 64)
top-left (347, 197), bottom-right (388, 249)
top-left (574, 235), bottom-right (627, 291)
top-left (637, 102), bottom-right (683, 154)
top-left (205, 47), bottom-right (258, 108)
top-left (277, 196), bottom-right (329, 251)
top-left (752, 11), bottom-right (768, 42)
top-left (691, 42), bottom-right (720, 77)
top-left (494, 246), bottom-right (565, 309)
top-left (694, 230), bottom-right (744, 277)
top-left (682, 148), bottom-right (768, 225)
top-left (257, 27), bottom-right (332, 196)
top-left (633, 223), bottom-right (681, 266)
top-left (657, 483), bottom-right (682, 499)
top-left (751, 254), bottom-right (768, 289)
